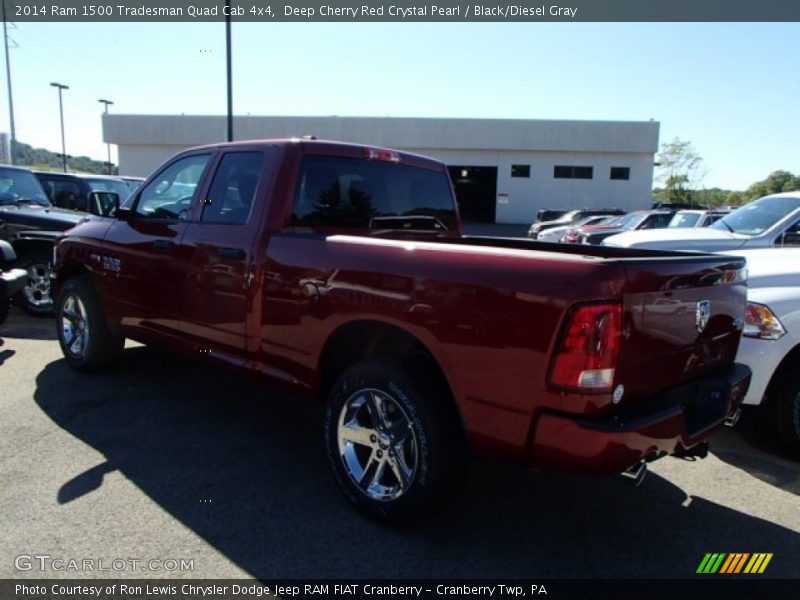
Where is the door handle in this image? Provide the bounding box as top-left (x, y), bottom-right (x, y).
top-left (217, 247), bottom-right (246, 260)
top-left (152, 239), bottom-right (175, 251)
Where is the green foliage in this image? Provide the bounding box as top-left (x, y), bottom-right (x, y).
top-left (654, 136), bottom-right (798, 208)
top-left (745, 170), bottom-right (800, 199)
top-left (655, 138), bottom-right (705, 202)
top-left (9, 140), bottom-right (116, 175)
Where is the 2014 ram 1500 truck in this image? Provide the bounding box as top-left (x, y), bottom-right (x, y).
top-left (52, 139), bottom-right (751, 521)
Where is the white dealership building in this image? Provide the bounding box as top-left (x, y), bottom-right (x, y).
top-left (103, 115), bottom-right (659, 225)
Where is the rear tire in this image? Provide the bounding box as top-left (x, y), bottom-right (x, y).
top-left (324, 360), bottom-right (466, 522)
top-left (15, 251), bottom-right (55, 317)
top-left (767, 369), bottom-right (800, 456)
top-left (56, 275), bottom-right (124, 371)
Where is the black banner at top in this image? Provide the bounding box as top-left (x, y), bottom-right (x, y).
top-left (5, 0), bottom-right (800, 22)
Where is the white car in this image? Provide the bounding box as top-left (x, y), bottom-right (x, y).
top-left (725, 247), bottom-right (800, 454)
top-left (667, 209), bottom-right (729, 228)
top-left (535, 215), bottom-right (614, 242)
top-left (604, 192), bottom-right (800, 251)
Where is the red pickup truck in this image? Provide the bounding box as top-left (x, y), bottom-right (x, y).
top-left (52, 139), bottom-right (750, 521)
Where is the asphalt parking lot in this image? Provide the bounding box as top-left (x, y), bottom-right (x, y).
top-left (1, 308), bottom-right (798, 580)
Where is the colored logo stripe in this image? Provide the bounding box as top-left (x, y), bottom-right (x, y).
top-left (720, 553), bottom-right (749, 573)
top-left (744, 553), bottom-right (773, 574)
top-left (697, 553), bottom-right (726, 573)
top-left (697, 553), bottom-right (773, 574)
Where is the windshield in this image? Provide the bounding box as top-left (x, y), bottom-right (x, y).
top-left (668, 212), bottom-right (702, 228)
top-left (572, 215), bottom-right (610, 228)
top-left (0, 168), bottom-right (50, 205)
top-left (86, 178), bottom-right (131, 201)
top-left (605, 212), bottom-right (644, 229)
top-left (711, 196), bottom-right (800, 236)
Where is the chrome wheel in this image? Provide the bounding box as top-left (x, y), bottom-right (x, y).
top-left (23, 260), bottom-right (52, 309)
top-left (337, 388), bottom-right (418, 501)
top-left (60, 294), bottom-right (90, 358)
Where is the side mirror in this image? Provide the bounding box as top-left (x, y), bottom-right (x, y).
top-left (87, 191), bottom-right (120, 217)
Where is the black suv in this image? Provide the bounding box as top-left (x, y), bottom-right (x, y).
top-left (35, 171), bottom-right (129, 215)
top-left (0, 165), bottom-right (120, 315)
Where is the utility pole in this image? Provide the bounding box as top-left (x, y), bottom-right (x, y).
top-left (225, 0), bottom-right (233, 142)
top-left (98, 98), bottom-right (113, 173)
top-left (2, 0), bottom-right (17, 164)
top-left (50, 82), bottom-right (69, 172)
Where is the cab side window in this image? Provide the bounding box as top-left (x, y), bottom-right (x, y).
top-left (50, 180), bottom-right (85, 211)
top-left (779, 220), bottom-right (800, 246)
top-left (200, 152), bottom-right (264, 225)
top-left (136, 154), bottom-right (211, 220)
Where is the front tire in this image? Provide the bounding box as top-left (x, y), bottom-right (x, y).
top-left (15, 251), bottom-right (55, 316)
top-left (324, 361), bottom-right (466, 522)
top-left (767, 369), bottom-right (800, 456)
top-left (56, 276), bottom-right (124, 371)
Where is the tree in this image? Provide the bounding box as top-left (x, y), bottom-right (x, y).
top-left (746, 170), bottom-right (800, 199)
top-left (654, 138), bottom-right (705, 203)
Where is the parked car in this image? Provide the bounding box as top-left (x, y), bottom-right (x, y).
top-left (528, 207), bottom-right (625, 239)
top-left (604, 193), bottom-right (800, 251)
top-left (667, 209), bottom-right (730, 229)
top-left (536, 215), bottom-right (615, 243)
top-left (651, 201), bottom-right (709, 210)
top-left (53, 139), bottom-right (750, 521)
top-left (563, 210), bottom-right (674, 245)
top-left (721, 248), bottom-right (800, 454)
top-left (35, 171), bottom-right (129, 215)
top-left (534, 209), bottom-right (569, 223)
top-left (0, 240), bottom-right (27, 325)
top-left (0, 164), bottom-right (119, 315)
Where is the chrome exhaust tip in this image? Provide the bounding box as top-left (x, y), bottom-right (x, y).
top-left (620, 461), bottom-right (647, 487)
top-left (725, 407), bottom-right (742, 427)
top-left (673, 441), bottom-right (709, 460)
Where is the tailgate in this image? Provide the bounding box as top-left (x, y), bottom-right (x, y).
top-left (615, 255), bottom-right (747, 405)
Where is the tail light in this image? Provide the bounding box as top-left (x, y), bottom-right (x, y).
top-left (363, 148), bottom-right (400, 163)
top-left (548, 302), bottom-right (622, 393)
top-left (743, 302), bottom-right (785, 340)
top-left (562, 228), bottom-right (579, 244)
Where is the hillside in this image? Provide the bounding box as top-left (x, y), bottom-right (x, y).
top-left (6, 140), bottom-right (116, 175)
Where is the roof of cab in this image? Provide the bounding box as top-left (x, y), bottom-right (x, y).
top-left (183, 138), bottom-right (445, 169)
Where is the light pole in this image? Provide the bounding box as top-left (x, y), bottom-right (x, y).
top-left (98, 98), bottom-right (113, 173)
top-left (225, 0), bottom-right (232, 142)
top-left (50, 82), bottom-right (69, 172)
top-left (2, 0), bottom-right (17, 164)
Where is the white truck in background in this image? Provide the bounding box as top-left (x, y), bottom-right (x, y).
top-left (728, 248), bottom-right (800, 454)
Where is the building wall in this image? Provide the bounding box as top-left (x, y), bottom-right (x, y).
top-left (402, 148), bottom-right (654, 223)
top-left (105, 115), bottom-right (659, 224)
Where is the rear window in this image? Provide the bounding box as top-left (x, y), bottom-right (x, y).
top-left (290, 155), bottom-right (456, 231)
top-left (668, 212), bottom-right (702, 228)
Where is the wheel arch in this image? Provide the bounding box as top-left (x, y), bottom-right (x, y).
top-left (52, 258), bottom-right (90, 299)
top-left (764, 343), bottom-right (800, 404)
top-left (317, 318), bottom-right (465, 433)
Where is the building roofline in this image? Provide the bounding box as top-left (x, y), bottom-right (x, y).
top-left (103, 114), bottom-right (660, 154)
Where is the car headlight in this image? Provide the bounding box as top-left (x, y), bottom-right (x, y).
top-left (743, 302), bottom-right (786, 340)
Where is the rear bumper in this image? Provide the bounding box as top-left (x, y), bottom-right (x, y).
top-left (529, 363), bottom-right (751, 474)
top-left (0, 268), bottom-right (27, 299)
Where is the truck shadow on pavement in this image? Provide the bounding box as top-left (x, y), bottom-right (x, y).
top-left (34, 347), bottom-right (800, 579)
top-left (710, 412), bottom-right (800, 496)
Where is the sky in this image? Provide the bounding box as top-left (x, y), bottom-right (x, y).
top-left (2, 21), bottom-right (798, 190)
